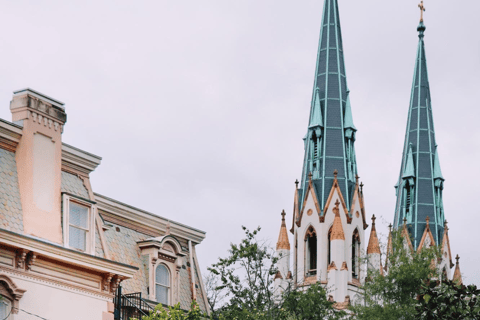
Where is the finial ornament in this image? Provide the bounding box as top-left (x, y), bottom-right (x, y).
top-left (281, 210), bottom-right (286, 220)
top-left (388, 223), bottom-right (393, 231)
top-left (418, 1), bottom-right (426, 22)
top-left (403, 217), bottom-right (407, 225)
top-left (372, 214), bottom-right (376, 225)
top-left (425, 216), bottom-right (430, 224)
top-left (308, 172), bottom-right (313, 181)
top-left (333, 169), bottom-right (338, 179)
top-left (295, 179), bottom-right (299, 188)
top-left (456, 254), bottom-right (460, 263)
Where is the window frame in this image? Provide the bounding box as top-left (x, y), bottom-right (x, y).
top-left (155, 263), bottom-right (171, 305)
top-left (62, 194), bottom-right (96, 254)
top-left (0, 295), bottom-right (12, 320)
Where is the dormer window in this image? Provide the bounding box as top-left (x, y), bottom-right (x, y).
top-left (62, 194), bottom-right (96, 254)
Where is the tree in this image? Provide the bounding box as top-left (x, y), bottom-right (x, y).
top-left (206, 226), bottom-right (342, 320)
top-left (207, 226), bottom-right (278, 319)
top-left (132, 301), bottom-right (205, 320)
top-left (281, 283), bottom-right (346, 320)
top-left (350, 229), bottom-right (440, 320)
top-left (416, 280), bottom-right (480, 319)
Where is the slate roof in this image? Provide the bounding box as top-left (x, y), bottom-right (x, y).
top-left (393, 22), bottom-right (445, 249)
top-left (299, 0), bottom-right (358, 214)
top-left (61, 171), bottom-right (89, 198)
top-left (0, 149), bottom-right (24, 234)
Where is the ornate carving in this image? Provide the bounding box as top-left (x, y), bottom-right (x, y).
top-left (111, 276), bottom-right (122, 294)
top-left (16, 249), bottom-right (27, 269)
top-left (158, 253), bottom-right (176, 263)
top-left (103, 273), bottom-right (113, 292)
top-left (26, 252), bottom-right (36, 271)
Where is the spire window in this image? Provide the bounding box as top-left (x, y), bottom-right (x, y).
top-left (305, 226), bottom-right (317, 276)
top-left (352, 230), bottom-right (360, 279)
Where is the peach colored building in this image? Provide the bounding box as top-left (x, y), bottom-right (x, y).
top-left (0, 89), bottom-right (209, 320)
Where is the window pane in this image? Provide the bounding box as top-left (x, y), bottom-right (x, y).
top-left (155, 265), bottom-right (169, 286)
top-left (0, 299), bottom-right (9, 319)
top-left (70, 203), bottom-right (88, 229)
top-left (69, 225), bottom-right (86, 251)
top-left (155, 285), bottom-right (168, 305)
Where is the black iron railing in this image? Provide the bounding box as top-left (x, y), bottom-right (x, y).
top-left (114, 285), bottom-right (155, 320)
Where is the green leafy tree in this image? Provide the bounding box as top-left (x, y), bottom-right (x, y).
top-left (350, 229), bottom-right (440, 320)
top-left (281, 283), bottom-right (346, 320)
top-left (207, 226), bottom-right (278, 319)
top-left (132, 301), bottom-right (205, 320)
top-left (416, 280), bottom-right (480, 319)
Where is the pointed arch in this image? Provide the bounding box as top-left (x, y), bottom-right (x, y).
top-left (352, 228), bottom-right (361, 279)
top-left (304, 225), bottom-right (317, 276)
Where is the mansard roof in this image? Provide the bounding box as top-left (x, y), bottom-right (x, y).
top-left (393, 21), bottom-right (445, 249)
top-left (299, 0), bottom-right (358, 216)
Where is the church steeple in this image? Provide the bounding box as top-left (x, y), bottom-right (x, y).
top-left (300, 0), bottom-right (357, 215)
top-left (393, 18), bottom-right (445, 249)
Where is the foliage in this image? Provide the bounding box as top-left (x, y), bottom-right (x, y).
top-left (350, 229), bottom-right (440, 320)
top-left (132, 301), bottom-right (205, 320)
top-left (203, 272), bottom-right (226, 314)
top-left (207, 226), bottom-right (278, 319)
top-left (416, 280), bottom-right (480, 319)
top-left (281, 282), bottom-right (346, 320)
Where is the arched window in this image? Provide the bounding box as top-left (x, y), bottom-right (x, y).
top-left (328, 227), bottom-right (332, 265)
top-left (352, 229), bottom-right (360, 279)
top-left (0, 297), bottom-right (11, 320)
top-left (305, 226), bottom-right (317, 275)
top-left (155, 264), bottom-right (170, 305)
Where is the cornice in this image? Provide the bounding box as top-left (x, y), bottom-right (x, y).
top-left (62, 143), bottom-right (102, 176)
top-left (0, 228), bottom-right (138, 278)
top-left (0, 119), bottom-right (22, 152)
top-left (94, 193), bottom-right (206, 244)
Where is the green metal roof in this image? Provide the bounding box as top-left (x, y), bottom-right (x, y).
top-left (299, 0), bottom-right (357, 214)
top-left (393, 21), bottom-right (445, 249)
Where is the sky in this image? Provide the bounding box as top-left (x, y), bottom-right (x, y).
top-left (0, 0), bottom-right (479, 286)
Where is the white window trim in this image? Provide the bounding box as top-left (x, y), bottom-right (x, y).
top-left (0, 296), bottom-right (12, 320)
top-left (62, 194), bottom-right (96, 255)
top-left (155, 263), bottom-right (171, 305)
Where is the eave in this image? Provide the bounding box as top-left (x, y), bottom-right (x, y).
top-left (0, 228), bottom-right (138, 278)
top-left (94, 193), bottom-right (206, 244)
top-left (0, 119), bottom-right (22, 152)
top-left (62, 143), bottom-right (102, 176)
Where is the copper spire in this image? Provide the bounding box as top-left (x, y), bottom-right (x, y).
top-left (276, 210), bottom-right (291, 250)
top-left (367, 215), bottom-right (381, 254)
top-left (453, 254), bottom-right (463, 285)
top-left (331, 200), bottom-right (345, 240)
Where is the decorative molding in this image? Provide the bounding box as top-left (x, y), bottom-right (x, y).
top-left (0, 273), bottom-right (26, 314)
top-left (61, 143), bottom-right (102, 176)
top-left (16, 249), bottom-right (27, 270)
top-left (103, 273), bottom-right (113, 292)
top-left (0, 265), bottom-right (113, 300)
top-left (0, 228), bottom-right (138, 278)
top-left (26, 251), bottom-right (36, 271)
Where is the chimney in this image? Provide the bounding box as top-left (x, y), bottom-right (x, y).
top-left (10, 88), bottom-right (67, 243)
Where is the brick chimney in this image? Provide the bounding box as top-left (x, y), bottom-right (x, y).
top-left (10, 89), bottom-right (67, 243)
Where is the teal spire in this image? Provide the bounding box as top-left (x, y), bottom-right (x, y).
top-left (299, 0), bottom-right (357, 214)
top-left (393, 21), bottom-right (445, 248)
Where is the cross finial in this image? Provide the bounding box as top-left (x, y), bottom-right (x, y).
top-left (388, 223), bottom-right (393, 232)
top-left (403, 217), bottom-right (407, 225)
top-left (333, 169), bottom-right (338, 179)
top-left (308, 172), bottom-right (313, 181)
top-left (371, 214), bottom-right (376, 225)
top-left (444, 220), bottom-right (448, 229)
top-left (295, 179), bottom-right (299, 188)
top-left (426, 216), bottom-right (430, 224)
top-left (355, 174), bottom-right (359, 184)
top-left (335, 199), bottom-right (340, 208)
top-left (360, 182), bottom-right (364, 193)
top-left (455, 254), bottom-right (460, 263)
top-left (418, 1), bottom-right (426, 22)
top-left (281, 210), bottom-right (286, 221)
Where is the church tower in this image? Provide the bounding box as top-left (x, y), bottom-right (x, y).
top-left (391, 4), bottom-right (457, 280)
top-left (275, 0), bottom-right (368, 305)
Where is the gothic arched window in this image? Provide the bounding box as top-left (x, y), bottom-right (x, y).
top-left (352, 229), bottom-right (360, 279)
top-left (155, 264), bottom-right (170, 305)
top-left (305, 226), bottom-right (317, 275)
top-left (328, 227), bottom-right (332, 266)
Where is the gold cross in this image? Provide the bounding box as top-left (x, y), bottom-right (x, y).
top-left (418, 1), bottom-right (426, 22)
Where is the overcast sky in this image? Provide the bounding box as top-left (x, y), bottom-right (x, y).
top-left (0, 0), bottom-right (479, 286)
